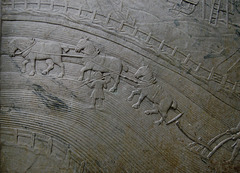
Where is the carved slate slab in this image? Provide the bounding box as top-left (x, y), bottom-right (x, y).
top-left (1, 0), bottom-right (240, 172)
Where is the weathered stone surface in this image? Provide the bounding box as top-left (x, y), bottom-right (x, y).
top-left (0, 0), bottom-right (240, 172)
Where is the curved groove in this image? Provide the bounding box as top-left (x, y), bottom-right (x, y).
top-left (0, 121), bottom-right (102, 172)
top-left (0, 127), bottom-right (76, 159)
top-left (2, 90), bottom-right (150, 167)
top-left (2, 1), bottom-right (239, 88)
top-left (0, 112), bottom-right (143, 171)
top-left (1, 83), bottom-right (202, 169)
top-left (1, 1), bottom-right (239, 172)
top-left (1, 69), bottom-right (238, 135)
top-left (0, 127), bottom-right (107, 169)
top-left (0, 116), bottom-right (115, 172)
top-left (0, 94), bottom-right (146, 170)
top-left (2, 16), bottom-right (239, 111)
top-left (104, 94), bottom-right (188, 169)
top-left (1, 87), bottom-right (158, 154)
top-left (2, 5), bottom-right (239, 89)
top-left (0, 70), bottom-right (237, 137)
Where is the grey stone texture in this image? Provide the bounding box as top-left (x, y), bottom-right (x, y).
top-left (0, 0), bottom-right (240, 172)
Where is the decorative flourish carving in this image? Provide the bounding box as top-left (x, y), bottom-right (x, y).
top-left (128, 65), bottom-right (183, 125)
top-left (75, 38), bottom-right (128, 92)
